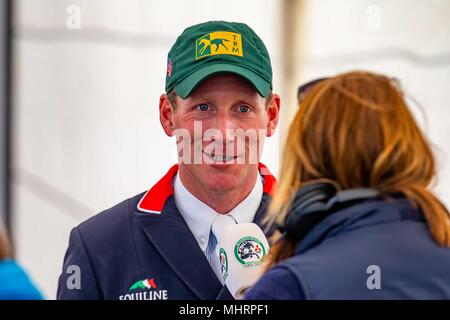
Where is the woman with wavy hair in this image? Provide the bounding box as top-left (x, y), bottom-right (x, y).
top-left (245, 71), bottom-right (450, 299)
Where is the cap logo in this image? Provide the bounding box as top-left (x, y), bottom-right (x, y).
top-left (195, 31), bottom-right (243, 60)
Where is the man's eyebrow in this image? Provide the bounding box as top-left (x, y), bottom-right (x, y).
top-left (184, 96), bottom-right (258, 108)
top-left (186, 95), bottom-right (215, 104)
top-left (232, 99), bottom-right (258, 107)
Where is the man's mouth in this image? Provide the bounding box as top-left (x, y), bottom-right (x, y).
top-left (202, 151), bottom-right (239, 163)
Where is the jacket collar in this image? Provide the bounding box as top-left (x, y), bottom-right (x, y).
top-left (133, 163), bottom-right (275, 299)
top-left (295, 197), bottom-right (424, 255)
top-left (134, 196), bottom-right (221, 299)
top-left (137, 162), bottom-right (276, 214)
top-left (134, 192), bottom-right (274, 299)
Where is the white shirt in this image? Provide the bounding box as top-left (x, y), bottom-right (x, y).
top-left (173, 173), bottom-right (263, 253)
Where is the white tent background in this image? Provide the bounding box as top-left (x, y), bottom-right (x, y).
top-left (11, 0), bottom-right (450, 298)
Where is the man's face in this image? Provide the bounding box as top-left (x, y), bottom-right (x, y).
top-left (160, 73), bottom-right (279, 194)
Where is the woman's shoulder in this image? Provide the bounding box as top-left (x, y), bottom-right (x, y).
top-left (245, 265), bottom-right (305, 300)
top-left (0, 259), bottom-right (43, 300)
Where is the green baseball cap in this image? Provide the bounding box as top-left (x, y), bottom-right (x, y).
top-left (165, 21), bottom-right (273, 99)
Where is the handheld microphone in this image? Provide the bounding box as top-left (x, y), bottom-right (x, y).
top-left (216, 223), bottom-right (270, 299)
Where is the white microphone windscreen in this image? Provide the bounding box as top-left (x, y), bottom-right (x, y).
top-left (216, 223), bottom-right (270, 299)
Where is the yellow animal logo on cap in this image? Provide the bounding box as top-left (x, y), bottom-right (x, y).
top-left (195, 31), bottom-right (243, 60)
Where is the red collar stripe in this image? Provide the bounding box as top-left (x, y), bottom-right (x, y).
top-left (137, 164), bottom-right (178, 214)
top-left (137, 163), bottom-right (276, 214)
top-left (258, 162), bottom-right (276, 196)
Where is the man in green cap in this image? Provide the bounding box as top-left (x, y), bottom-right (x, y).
top-left (58, 21), bottom-right (280, 300)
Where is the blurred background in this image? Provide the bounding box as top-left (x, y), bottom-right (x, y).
top-left (0, 0), bottom-right (449, 299)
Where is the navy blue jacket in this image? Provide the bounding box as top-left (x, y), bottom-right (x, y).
top-left (246, 197), bottom-right (450, 300)
top-left (57, 163), bottom-right (275, 300)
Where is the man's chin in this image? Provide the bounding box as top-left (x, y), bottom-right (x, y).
top-left (200, 165), bottom-right (243, 191)
top-left (205, 183), bottom-right (236, 193)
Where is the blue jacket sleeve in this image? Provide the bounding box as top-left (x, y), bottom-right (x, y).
top-left (244, 266), bottom-right (306, 300)
top-left (57, 227), bottom-right (102, 300)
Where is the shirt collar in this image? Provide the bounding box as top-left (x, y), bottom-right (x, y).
top-left (173, 172), bottom-right (263, 251)
top-left (137, 162), bottom-right (275, 214)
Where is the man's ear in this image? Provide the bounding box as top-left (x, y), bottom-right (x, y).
top-left (266, 93), bottom-right (280, 137)
top-left (159, 94), bottom-right (175, 136)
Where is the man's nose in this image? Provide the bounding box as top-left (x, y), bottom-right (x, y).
top-left (213, 112), bottom-right (238, 145)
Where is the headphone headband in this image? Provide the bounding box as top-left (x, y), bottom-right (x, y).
top-left (279, 182), bottom-right (380, 241)
top-left (326, 188), bottom-right (380, 210)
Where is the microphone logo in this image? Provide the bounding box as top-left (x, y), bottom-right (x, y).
top-left (219, 248), bottom-right (229, 280)
top-left (233, 236), bottom-right (267, 267)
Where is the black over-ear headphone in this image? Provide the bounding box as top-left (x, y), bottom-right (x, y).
top-left (278, 182), bottom-right (380, 241)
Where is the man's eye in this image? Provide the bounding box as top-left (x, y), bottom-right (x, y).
top-left (196, 104), bottom-right (210, 112)
top-left (237, 105), bottom-right (251, 113)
